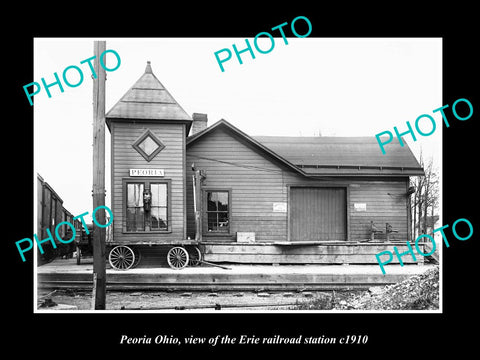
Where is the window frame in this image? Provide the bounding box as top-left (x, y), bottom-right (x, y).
top-left (202, 188), bottom-right (232, 236)
top-left (122, 177), bottom-right (172, 234)
top-left (149, 182), bottom-right (169, 231)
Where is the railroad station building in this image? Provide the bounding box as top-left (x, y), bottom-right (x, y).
top-left (104, 61), bottom-right (424, 268)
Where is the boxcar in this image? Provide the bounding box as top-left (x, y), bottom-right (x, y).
top-left (37, 174), bottom-right (80, 264)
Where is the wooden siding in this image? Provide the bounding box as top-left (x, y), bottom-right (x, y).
top-left (186, 127), bottom-right (410, 245)
top-left (186, 127), bottom-right (289, 242)
top-left (284, 177), bottom-right (409, 243)
top-left (348, 181), bottom-right (409, 242)
top-left (110, 121), bottom-right (186, 244)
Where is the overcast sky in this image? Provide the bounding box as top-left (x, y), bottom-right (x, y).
top-left (34, 37), bottom-right (442, 219)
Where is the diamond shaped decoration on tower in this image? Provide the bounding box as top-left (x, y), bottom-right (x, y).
top-left (132, 129), bottom-right (165, 162)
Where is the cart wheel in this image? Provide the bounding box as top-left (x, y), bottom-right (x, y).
top-left (109, 245), bottom-right (135, 270)
top-left (167, 247), bottom-right (189, 270)
top-left (187, 246), bottom-right (202, 267)
top-left (132, 247), bottom-right (142, 268)
top-left (76, 245), bottom-right (81, 265)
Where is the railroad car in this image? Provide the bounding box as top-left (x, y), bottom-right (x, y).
top-left (37, 174), bottom-right (84, 264)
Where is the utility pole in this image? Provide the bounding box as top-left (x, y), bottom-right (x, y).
top-left (193, 169), bottom-right (202, 241)
top-left (92, 40), bottom-right (106, 310)
top-left (192, 166), bottom-right (205, 241)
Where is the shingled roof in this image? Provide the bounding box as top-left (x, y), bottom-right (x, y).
top-left (187, 120), bottom-right (424, 177)
top-left (253, 136), bottom-right (424, 176)
top-left (106, 61), bottom-right (192, 131)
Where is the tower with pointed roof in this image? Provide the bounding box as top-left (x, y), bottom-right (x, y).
top-left (106, 62), bottom-right (192, 245)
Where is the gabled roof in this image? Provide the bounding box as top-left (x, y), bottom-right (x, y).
top-left (187, 119), bottom-right (424, 177)
top-left (187, 119), bottom-right (302, 174)
top-left (253, 136), bottom-right (424, 176)
top-left (106, 62), bottom-right (192, 131)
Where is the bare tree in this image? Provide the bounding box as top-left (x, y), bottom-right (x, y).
top-left (410, 154), bottom-right (439, 239)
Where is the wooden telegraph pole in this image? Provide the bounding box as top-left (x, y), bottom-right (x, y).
top-left (92, 40), bottom-right (106, 310)
top-left (193, 170), bottom-right (202, 241)
top-left (192, 165), bottom-right (204, 242)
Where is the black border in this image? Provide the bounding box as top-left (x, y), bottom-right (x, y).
top-left (9, 4), bottom-right (479, 357)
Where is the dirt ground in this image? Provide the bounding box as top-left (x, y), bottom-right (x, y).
top-left (37, 266), bottom-right (439, 311)
top-left (37, 288), bottom-right (355, 311)
top-left (37, 258), bottom-right (438, 311)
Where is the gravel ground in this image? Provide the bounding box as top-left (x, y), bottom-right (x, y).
top-left (332, 265), bottom-right (440, 310)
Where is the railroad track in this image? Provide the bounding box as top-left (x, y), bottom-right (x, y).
top-left (119, 303), bottom-right (303, 310)
top-left (37, 287), bottom-right (344, 311)
top-left (37, 260), bottom-right (422, 293)
top-left (38, 279), bottom-right (380, 291)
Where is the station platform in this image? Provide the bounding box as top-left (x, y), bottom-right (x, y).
top-left (37, 258), bottom-right (436, 291)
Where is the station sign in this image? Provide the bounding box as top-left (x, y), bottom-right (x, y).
top-left (273, 202), bottom-right (287, 212)
top-left (129, 169), bottom-right (164, 177)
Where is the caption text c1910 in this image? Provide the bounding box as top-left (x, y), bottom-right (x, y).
top-left (120, 334), bottom-right (368, 346)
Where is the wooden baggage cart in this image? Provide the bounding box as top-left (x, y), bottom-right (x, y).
top-left (106, 240), bottom-right (203, 270)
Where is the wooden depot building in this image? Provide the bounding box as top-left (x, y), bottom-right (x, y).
top-left (104, 62), bottom-right (425, 269)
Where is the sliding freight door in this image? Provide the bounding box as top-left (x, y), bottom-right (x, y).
top-left (290, 187), bottom-right (346, 241)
